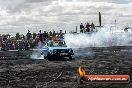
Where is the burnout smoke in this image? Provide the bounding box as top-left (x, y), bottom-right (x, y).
top-left (65, 26), bottom-right (131, 48)
top-left (31, 41), bottom-right (45, 59)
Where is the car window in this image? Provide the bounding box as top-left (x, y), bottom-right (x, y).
top-left (48, 41), bottom-right (67, 47)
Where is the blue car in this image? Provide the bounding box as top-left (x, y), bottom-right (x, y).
top-left (41, 40), bottom-right (74, 60)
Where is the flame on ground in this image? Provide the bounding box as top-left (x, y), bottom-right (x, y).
top-left (78, 66), bottom-right (86, 76)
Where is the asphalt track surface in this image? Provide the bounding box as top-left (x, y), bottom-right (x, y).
top-left (0, 48), bottom-right (132, 88)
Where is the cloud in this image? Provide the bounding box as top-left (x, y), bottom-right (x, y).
top-left (0, 0), bottom-right (25, 10)
top-left (0, 0), bottom-right (132, 34)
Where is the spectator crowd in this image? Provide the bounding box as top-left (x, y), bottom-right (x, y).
top-left (0, 30), bottom-right (65, 51)
top-left (80, 22), bottom-right (95, 33)
top-left (0, 22), bottom-right (97, 51)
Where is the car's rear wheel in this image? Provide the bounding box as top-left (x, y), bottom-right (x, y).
top-left (47, 53), bottom-right (53, 60)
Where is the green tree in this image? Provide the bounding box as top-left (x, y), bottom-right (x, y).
top-left (16, 33), bottom-right (20, 40)
top-left (33, 32), bottom-right (37, 39)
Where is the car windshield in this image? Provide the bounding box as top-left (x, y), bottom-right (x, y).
top-left (48, 41), bottom-right (67, 47)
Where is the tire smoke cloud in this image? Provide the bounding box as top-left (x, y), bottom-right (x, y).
top-left (65, 26), bottom-right (132, 48)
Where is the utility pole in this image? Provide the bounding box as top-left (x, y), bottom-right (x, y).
top-left (99, 12), bottom-right (101, 28)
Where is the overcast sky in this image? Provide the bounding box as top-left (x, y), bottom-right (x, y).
top-left (0, 0), bottom-right (131, 34)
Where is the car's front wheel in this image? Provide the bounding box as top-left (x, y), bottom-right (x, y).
top-left (46, 53), bottom-right (53, 60)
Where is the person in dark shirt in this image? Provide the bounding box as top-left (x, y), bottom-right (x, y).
top-left (39, 33), bottom-right (43, 42)
top-left (26, 30), bottom-right (32, 40)
top-left (49, 31), bottom-right (52, 40)
top-left (52, 31), bottom-right (56, 37)
top-left (86, 22), bottom-right (90, 32)
top-left (80, 23), bottom-right (84, 29)
top-left (38, 30), bottom-right (44, 42)
top-left (1, 41), bottom-right (6, 51)
top-left (19, 41), bottom-right (23, 50)
top-left (43, 31), bottom-right (48, 41)
top-left (24, 40), bottom-right (29, 50)
top-left (80, 23), bottom-right (84, 33)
